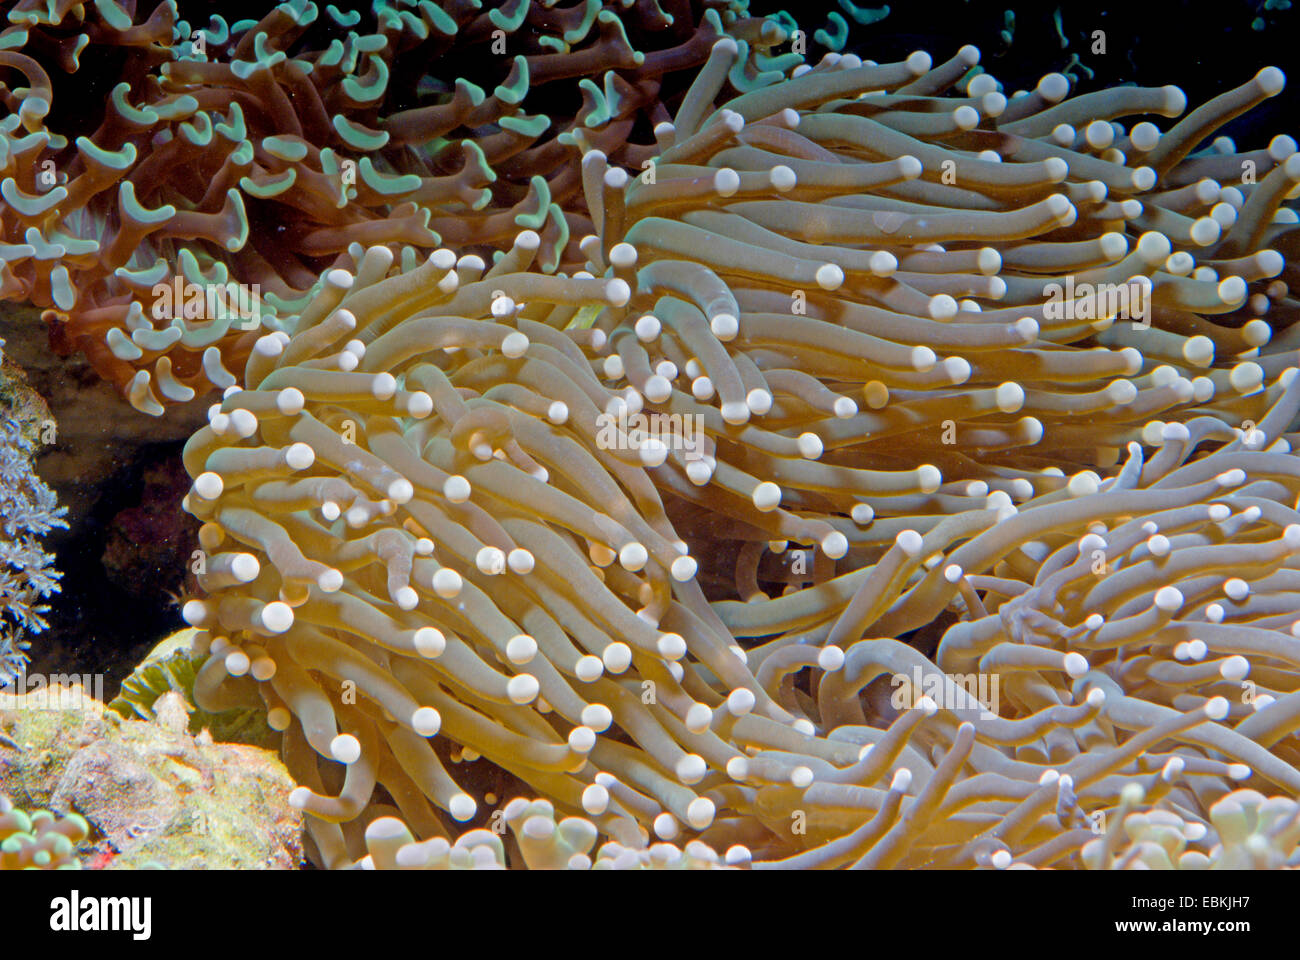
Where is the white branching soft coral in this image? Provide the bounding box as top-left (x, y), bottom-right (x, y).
top-left (0, 389), bottom-right (67, 683)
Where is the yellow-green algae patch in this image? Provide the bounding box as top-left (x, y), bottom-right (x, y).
top-left (1, 674), bottom-right (302, 868)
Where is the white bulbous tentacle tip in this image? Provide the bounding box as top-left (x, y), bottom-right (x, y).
top-left (995, 381), bottom-right (1024, 413)
top-left (601, 641), bottom-right (632, 674)
top-left (769, 165), bottom-right (797, 192)
top-left (567, 725), bottom-right (597, 754)
top-left (447, 793), bottom-right (476, 822)
top-left (797, 431), bottom-right (824, 459)
top-left (1204, 697), bottom-right (1229, 721)
top-left (276, 387), bottom-right (305, 416)
top-left (595, 276), bottom-right (631, 311)
top-left (506, 633), bottom-right (538, 666)
top-left (944, 356), bottom-right (971, 384)
top-left (412, 626), bottom-right (446, 659)
top-left (657, 632), bottom-right (687, 661)
top-left (891, 767), bottom-right (913, 791)
top-left (500, 331), bottom-right (529, 358)
top-left (726, 688), bottom-right (756, 717)
top-left (581, 783), bottom-right (610, 816)
top-left (194, 471), bottom-right (224, 500)
top-left (1219, 655), bottom-right (1250, 682)
top-left (410, 705), bottom-right (441, 737)
top-left (618, 541), bottom-right (648, 572)
top-left (1045, 193), bottom-right (1073, 219)
top-left (684, 797), bottom-right (715, 831)
top-left (685, 702), bottom-right (712, 735)
top-left (1218, 275), bottom-right (1247, 305)
top-left (474, 546), bottom-right (506, 575)
top-left (917, 464), bottom-right (942, 493)
top-left (752, 481), bottom-right (781, 512)
top-left (575, 655), bottom-right (603, 682)
top-left (229, 553), bottom-right (260, 582)
top-left (1256, 66), bottom-right (1286, 96)
top-left (869, 250), bottom-right (897, 276)
top-left (952, 104), bottom-right (979, 131)
top-left (223, 650), bottom-right (250, 677)
top-left (1154, 586), bottom-right (1183, 612)
top-left (1037, 72), bottom-right (1069, 101)
top-left (1067, 470), bottom-right (1100, 497)
top-left (817, 645), bottom-right (845, 672)
top-left (895, 529), bottom-right (923, 556)
top-left (506, 673), bottom-right (540, 705)
top-left (719, 110), bottom-right (744, 133)
top-left (710, 312), bottom-right (738, 341)
top-left (906, 51), bottom-right (931, 74)
top-left (820, 531), bottom-right (847, 559)
top-left (746, 387), bottom-right (772, 415)
top-left (634, 313), bottom-right (660, 342)
top-left (667, 552), bottom-right (698, 582)
top-left (928, 294), bottom-right (958, 320)
top-left (443, 475), bottom-right (471, 502)
top-left (253, 333), bottom-right (284, 357)
top-left (431, 567), bottom-right (462, 598)
top-left (1041, 156), bottom-right (1068, 182)
top-left (329, 733), bottom-right (361, 764)
top-left (675, 753), bottom-right (707, 784)
top-left (371, 372), bottom-right (397, 400)
top-left (814, 262), bottom-right (843, 290)
top-left (723, 845), bottom-right (751, 867)
top-left (260, 601), bottom-right (294, 633)
top-left (384, 476), bottom-right (413, 504)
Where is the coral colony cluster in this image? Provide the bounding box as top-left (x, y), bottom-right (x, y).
top-left (2, 0), bottom-right (1300, 869)
top-left (0, 794), bottom-right (88, 869)
top-left (0, 410), bottom-right (66, 683)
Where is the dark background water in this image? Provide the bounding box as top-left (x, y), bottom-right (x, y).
top-left (751, 0), bottom-right (1298, 145)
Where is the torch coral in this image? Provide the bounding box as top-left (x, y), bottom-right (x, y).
top-left (178, 23), bottom-right (1300, 862)
top-left (0, 794), bottom-right (88, 869)
top-left (0, 0), bottom-right (788, 415)
top-left (1081, 788), bottom-right (1300, 870)
top-left (353, 788), bottom-right (1300, 869)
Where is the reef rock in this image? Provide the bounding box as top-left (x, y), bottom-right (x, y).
top-left (0, 683), bottom-right (302, 869)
